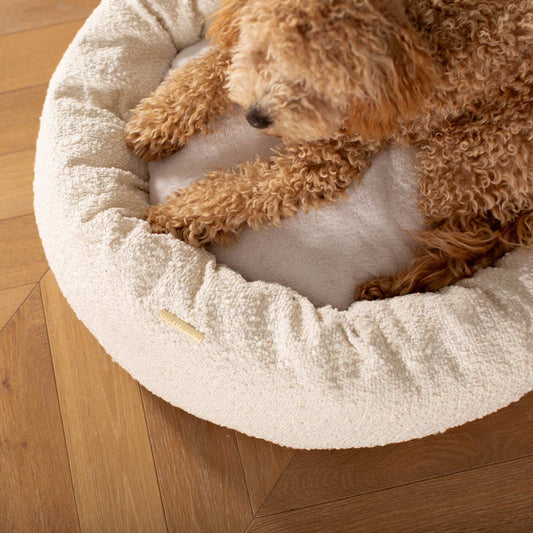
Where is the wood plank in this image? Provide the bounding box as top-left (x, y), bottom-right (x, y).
top-left (0, 215), bottom-right (48, 291)
top-left (0, 0), bottom-right (99, 36)
top-left (235, 432), bottom-right (294, 514)
top-left (0, 85), bottom-right (47, 156)
top-left (0, 150), bottom-right (35, 220)
top-left (0, 21), bottom-right (83, 93)
top-left (40, 272), bottom-right (167, 533)
top-left (0, 283), bottom-right (34, 331)
top-left (260, 390), bottom-right (533, 516)
top-left (141, 388), bottom-right (253, 533)
top-left (248, 455), bottom-right (533, 533)
top-left (0, 286), bottom-right (80, 532)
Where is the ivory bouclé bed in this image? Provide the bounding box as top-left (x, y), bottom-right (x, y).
top-left (34, 0), bottom-right (533, 449)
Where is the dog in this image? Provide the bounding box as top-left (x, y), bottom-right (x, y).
top-left (125, 0), bottom-right (533, 300)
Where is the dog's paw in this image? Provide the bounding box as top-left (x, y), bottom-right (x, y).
top-left (124, 111), bottom-right (185, 162)
top-left (354, 277), bottom-right (396, 301)
top-left (145, 202), bottom-right (235, 247)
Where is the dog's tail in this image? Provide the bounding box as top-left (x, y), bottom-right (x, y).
top-left (405, 212), bottom-right (533, 291)
top-left (355, 211), bottom-right (533, 299)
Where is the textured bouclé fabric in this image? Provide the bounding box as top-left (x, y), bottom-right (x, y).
top-left (34, 0), bottom-right (533, 449)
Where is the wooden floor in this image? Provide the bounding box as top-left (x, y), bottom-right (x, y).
top-left (1, 2), bottom-right (532, 532)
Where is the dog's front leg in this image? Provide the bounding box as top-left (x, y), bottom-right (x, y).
top-left (125, 47), bottom-right (233, 161)
top-left (146, 137), bottom-right (381, 246)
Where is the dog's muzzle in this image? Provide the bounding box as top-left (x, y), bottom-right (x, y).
top-left (246, 106), bottom-right (272, 129)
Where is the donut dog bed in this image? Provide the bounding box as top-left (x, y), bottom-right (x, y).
top-left (34, 0), bottom-right (533, 449)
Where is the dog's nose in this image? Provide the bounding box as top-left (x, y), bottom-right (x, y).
top-left (246, 106), bottom-right (272, 129)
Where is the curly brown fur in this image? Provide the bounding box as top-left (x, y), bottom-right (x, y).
top-left (146, 136), bottom-right (380, 245)
top-left (126, 0), bottom-right (533, 301)
top-left (125, 47), bottom-right (233, 161)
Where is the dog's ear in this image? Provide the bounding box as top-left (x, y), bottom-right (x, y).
top-left (343, 2), bottom-right (437, 140)
top-left (206, 0), bottom-right (249, 49)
